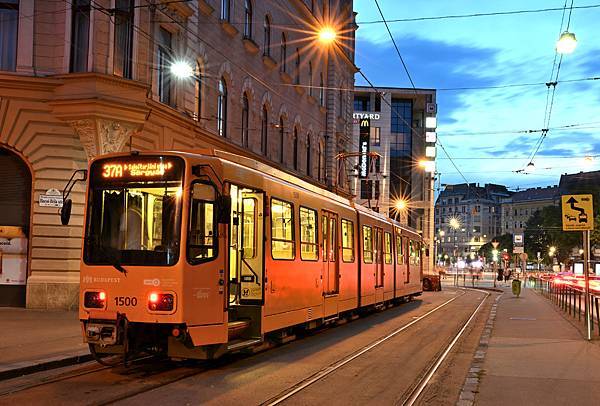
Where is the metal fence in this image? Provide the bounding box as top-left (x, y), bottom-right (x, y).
top-left (531, 277), bottom-right (600, 336)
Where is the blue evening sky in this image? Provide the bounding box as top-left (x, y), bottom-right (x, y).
top-left (353, 0), bottom-right (600, 190)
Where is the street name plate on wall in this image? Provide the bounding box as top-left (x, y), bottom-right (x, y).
top-left (561, 194), bottom-right (594, 231)
top-left (39, 188), bottom-right (63, 208)
top-left (359, 118), bottom-right (370, 178)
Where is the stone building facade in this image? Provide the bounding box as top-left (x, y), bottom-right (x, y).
top-left (0, 0), bottom-right (356, 308)
top-left (500, 186), bottom-right (559, 236)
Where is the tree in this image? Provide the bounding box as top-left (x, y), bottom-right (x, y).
top-left (524, 206), bottom-right (580, 264)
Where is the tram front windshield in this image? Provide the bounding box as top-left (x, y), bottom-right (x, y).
top-left (84, 156), bottom-right (184, 267)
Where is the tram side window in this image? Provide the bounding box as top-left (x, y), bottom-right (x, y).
top-left (188, 182), bottom-right (217, 263)
top-left (271, 198), bottom-right (295, 259)
top-left (362, 225), bottom-right (373, 263)
top-left (341, 219), bottom-right (354, 262)
top-left (300, 206), bottom-right (318, 260)
top-left (409, 240), bottom-right (418, 265)
top-left (396, 233), bottom-right (404, 265)
top-left (384, 232), bottom-right (392, 264)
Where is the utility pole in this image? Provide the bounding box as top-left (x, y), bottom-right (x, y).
top-left (584, 229), bottom-right (591, 340)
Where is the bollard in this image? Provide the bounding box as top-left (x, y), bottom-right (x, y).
top-left (512, 279), bottom-right (522, 298)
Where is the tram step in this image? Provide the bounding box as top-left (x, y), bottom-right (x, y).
top-left (227, 338), bottom-right (263, 351)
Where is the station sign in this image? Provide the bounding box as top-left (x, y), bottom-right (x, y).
top-left (561, 194), bottom-right (594, 231)
top-left (359, 118), bottom-right (370, 178)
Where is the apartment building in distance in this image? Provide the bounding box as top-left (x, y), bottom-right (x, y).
top-left (435, 183), bottom-right (509, 259)
top-left (500, 186), bottom-right (559, 236)
top-left (0, 0), bottom-right (357, 308)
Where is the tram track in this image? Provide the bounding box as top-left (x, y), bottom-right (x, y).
top-left (261, 288), bottom-right (490, 406)
top-left (0, 289), bottom-right (486, 405)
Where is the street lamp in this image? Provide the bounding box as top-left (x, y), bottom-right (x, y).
top-left (170, 60), bottom-right (195, 79)
top-left (556, 31), bottom-right (577, 54)
top-left (448, 216), bottom-right (461, 286)
top-left (318, 27), bottom-right (337, 44)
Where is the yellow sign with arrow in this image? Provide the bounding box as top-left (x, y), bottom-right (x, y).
top-left (561, 194), bottom-right (594, 231)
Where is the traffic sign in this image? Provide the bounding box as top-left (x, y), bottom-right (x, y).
top-left (513, 246), bottom-right (524, 254)
top-left (491, 240), bottom-right (499, 249)
top-left (561, 194), bottom-right (594, 231)
top-left (514, 234), bottom-right (523, 244)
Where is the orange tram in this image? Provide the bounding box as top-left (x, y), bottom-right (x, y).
top-left (62, 150), bottom-right (425, 361)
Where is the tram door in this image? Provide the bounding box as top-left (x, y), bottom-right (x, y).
top-left (374, 227), bottom-right (384, 303)
top-left (322, 211), bottom-right (339, 316)
top-left (229, 185), bottom-right (264, 309)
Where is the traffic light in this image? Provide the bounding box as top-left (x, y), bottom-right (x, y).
top-left (501, 252), bottom-right (510, 261)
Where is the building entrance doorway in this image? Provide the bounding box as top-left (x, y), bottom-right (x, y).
top-left (0, 147), bottom-right (31, 307)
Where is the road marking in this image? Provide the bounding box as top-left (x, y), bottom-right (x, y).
top-left (509, 317), bottom-right (536, 321)
top-left (263, 292), bottom-right (465, 406)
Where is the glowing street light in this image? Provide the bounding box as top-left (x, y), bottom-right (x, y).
top-left (449, 216), bottom-right (461, 230)
top-left (394, 198), bottom-right (408, 211)
top-left (318, 27), bottom-right (337, 44)
top-left (418, 159), bottom-right (436, 173)
top-left (170, 61), bottom-right (194, 79)
top-left (556, 31), bottom-right (577, 54)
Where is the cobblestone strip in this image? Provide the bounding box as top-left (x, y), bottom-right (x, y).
top-left (456, 292), bottom-right (503, 406)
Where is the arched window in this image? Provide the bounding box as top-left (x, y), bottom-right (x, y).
top-left (194, 61), bottom-right (203, 121)
top-left (261, 105), bottom-right (268, 155)
top-left (217, 78), bottom-right (227, 137)
top-left (319, 72), bottom-right (324, 106)
top-left (294, 48), bottom-right (300, 84)
top-left (220, 0), bottom-right (230, 21)
top-left (244, 0), bottom-right (253, 38)
top-left (308, 61), bottom-right (313, 97)
top-left (241, 93), bottom-right (249, 147)
top-left (280, 33), bottom-right (287, 73)
top-left (293, 127), bottom-right (298, 170)
top-left (279, 117), bottom-right (284, 163)
top-left (318, 140), bottom-right (324, 181)
top-left (306, 136), bottom-right (311, 176)
top-left (263, 16), bottom-right (271, 56)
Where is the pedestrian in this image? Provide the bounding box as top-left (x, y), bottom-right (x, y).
top-left (504, 269), bottom-right (511, 284)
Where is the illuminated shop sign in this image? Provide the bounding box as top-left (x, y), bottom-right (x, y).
top-left (359, 118), bottom-right (370, 178)
top-left (353, 113), bottom-right (380, 124)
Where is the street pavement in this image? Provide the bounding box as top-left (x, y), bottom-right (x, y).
top-left (476, 284), bottom-right (600, 405)
top-left (0, 307), bottom-right (88, 379)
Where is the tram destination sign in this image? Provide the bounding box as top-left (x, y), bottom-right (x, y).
top-left (91, 156), bottom-right (183, 183)
top-left (359, 118), bottom-right (370, 179)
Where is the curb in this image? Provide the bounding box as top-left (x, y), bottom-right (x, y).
top-left (0, 351), bottom-right (93, 381)
top-left (457, 292), bottom-right (503, 406)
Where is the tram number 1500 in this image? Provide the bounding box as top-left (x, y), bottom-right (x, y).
top-left (114, 296), bottom-right (138, 307)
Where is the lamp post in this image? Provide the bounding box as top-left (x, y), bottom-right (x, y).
top-left (449, 216), bottom-right (461, 286)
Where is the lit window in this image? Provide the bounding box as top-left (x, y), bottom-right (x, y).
top-left (341, 219), bottom-right (355, 262)
top-left (300, 207), bottom-right (318, 260)
top-left (396, 232), bottom-right (404, 265)
top-left (384, 232), bottom-right (392, 264)
top-left (363, 225), bottom-right (373, 263)
top-left (271, 199), bottom-right (294, 259)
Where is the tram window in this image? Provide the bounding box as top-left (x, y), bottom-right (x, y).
top-left (362, 225), bottom-right (373, 264)
top-left (409, 240), bottom-right (418, 265)
top-left (341, 219), bottom-right (354, 262)
top-left (271, 198), bottom-right (295, 259)
top-left (384, 232), bottom-right (392, 264)
top-left (322, 215), bottom-right (328, 261)
top-left (396, 233), bottom-right (404, 265)
top-left (188, 182), bottom-right (217, 263)
top-left (300, 206), bottom-right (318, 260)
top-left (242, 198), bottom-right (257, 259)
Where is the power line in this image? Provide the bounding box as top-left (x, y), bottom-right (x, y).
top-left (357, 3), bottom-right (600, 24)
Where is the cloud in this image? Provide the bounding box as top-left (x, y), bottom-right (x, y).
top-left (354, 35), bottom-right (500, 125)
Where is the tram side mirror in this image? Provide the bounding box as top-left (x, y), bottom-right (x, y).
top-left (60, 199), bottom-right (72, 226)
top-left (217, 195), bottom-right (231, 224)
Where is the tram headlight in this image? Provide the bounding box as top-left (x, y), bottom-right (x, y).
top-left (84, 291), bottom-right (107, 309)
top-left (148, 292), bottom-right (175, 312)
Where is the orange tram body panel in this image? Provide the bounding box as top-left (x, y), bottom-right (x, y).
top-left (76, 150), bottom-right (425, 360)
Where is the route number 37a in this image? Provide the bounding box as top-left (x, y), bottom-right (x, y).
top-left (114, 296), bottom-right (138, 307)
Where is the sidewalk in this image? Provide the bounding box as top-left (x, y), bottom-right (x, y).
top-left (0, 308), bottom-right (90, 379)
top-left (476, 285), bottom-right (600, 405)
